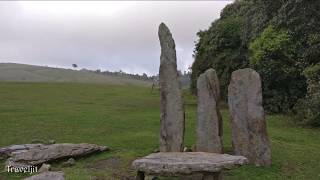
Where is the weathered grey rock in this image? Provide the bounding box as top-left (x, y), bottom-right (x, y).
top-left (62, 158), bottom-right (75, 167)
top-left (196, 69), bottom-right (223, 153)
top-left (24, 171), bottom-right (65, 180)
top-left (0, 144), bottom-right (44, 159)
top-left (5, 143), bottom-right (108, 168)
top-left (158, 23), bottom-right (185, 152)
top-left (38, 163), bottom-right (51, 173)
top-left (132, 152), bottom-right (248, 176)
top-left (228, 68), bottom-right (271, 166)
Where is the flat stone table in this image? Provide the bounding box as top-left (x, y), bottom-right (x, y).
top-left (132, 152), bottom-right (248, 180)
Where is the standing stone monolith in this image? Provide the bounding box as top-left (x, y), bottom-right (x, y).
top-left (196, 69), bottom-right (223, 153)
top-left (228, 68), bottom-right (271, 166)
top-left (158, 23), bottom-right (185, 152)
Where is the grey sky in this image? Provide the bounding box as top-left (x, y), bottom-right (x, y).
top-left (0, 1), bottom-right (232, 75)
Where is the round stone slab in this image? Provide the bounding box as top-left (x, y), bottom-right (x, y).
top-left (132, 152), bottom-right (248, 176)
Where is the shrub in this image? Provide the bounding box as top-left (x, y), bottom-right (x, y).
top-left (249, 25), bottom-right (307, 113)
top-left (294, 64), bottom-right (320, 127)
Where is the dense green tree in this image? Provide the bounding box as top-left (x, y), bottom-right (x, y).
top-left (191, 0), bottom-right (280, 98)
top-left (191, 0), bottom-right (320, 117)
top-left (294, 63), bottom-right (320, 126)
top-left (191, 0), bottom-right (251, 97)
top-left (273, 0), bottom-right (320, 72)
top-left (249, 25), bottom-right (306, 112)
top-left (191, 16), bottom-right (247, 98)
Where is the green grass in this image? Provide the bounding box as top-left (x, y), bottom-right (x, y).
top-left (0, 82), bottom-right (319, 180)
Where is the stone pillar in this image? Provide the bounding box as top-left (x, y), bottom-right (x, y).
top-left (228, 68), bottom-right (271, 166)
top-left (158, 23), bottom-right (185, 152)
top-left (196, 69), bottom-right (223, 153)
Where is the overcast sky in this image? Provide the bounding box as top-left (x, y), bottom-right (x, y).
top-left (0, 1), bottom-right (232, 75)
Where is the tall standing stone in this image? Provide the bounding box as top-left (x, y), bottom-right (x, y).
top-left (158, 23), bottom-right (185, 152)
top-left (228, 68), bottom-right (271, 166)
top-left (196, 69), bottom-right (223, 153)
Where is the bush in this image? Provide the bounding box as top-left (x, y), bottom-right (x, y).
top-left (294, 64), bottom-right (320, 127)
top-left (249, 25), bottom-right (307, 113)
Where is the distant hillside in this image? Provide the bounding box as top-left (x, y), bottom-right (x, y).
top-left (0, 63), bottom-right (151, 86)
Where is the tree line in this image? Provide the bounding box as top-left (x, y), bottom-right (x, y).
top-left (77, 67), bottom-right (191, 87)
top-left (191, 0), bottom-right (320, 127)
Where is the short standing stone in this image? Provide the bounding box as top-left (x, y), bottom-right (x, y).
top-left (228, 68), bottom-right (271, 166)
top-left (158, 23), bottom-right (185, 152)
top-left (196, 69), bottom-right (223, 153)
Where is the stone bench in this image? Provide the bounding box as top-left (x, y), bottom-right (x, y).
top-left (132, 152), bottom-right (248, 180)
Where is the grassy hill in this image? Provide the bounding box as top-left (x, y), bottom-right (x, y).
top-left (0, 82), bottom-right (319, 179)
top-left (0, 63), bottom-right (151, 86)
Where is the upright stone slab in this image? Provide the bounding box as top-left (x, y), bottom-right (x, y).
top-left (228, 68), bottom-right (271, 166)
top-left (158, 23), bottom-right (185, 152)
top-left (196, 69), bottom-right (223, 153)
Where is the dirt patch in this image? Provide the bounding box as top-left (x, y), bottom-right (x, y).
top-left (110, 172), bottom-right (135, 180)
top-left (91, 175), bottom-right (134, 180)
top-left (281, 162), bottom-right (300, 174)
top-left (87, 157), bottom-right (137, 179)
top-left (87, 157), bottom-right (123, 171)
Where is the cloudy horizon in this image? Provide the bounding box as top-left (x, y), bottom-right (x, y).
top-left (0, 1), bottom-right (232, 75)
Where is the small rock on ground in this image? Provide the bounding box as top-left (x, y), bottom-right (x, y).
top-left (24, 171), bottom-right (64, 180)
top-left (47, 140), bottom-right (56, 145)
top-left (62, 158), bottom-right (75, 167)
top-left (38, 163), bottom-right (51, 173)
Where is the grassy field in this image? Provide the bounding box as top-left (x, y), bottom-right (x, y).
top-left (0, 82), bottom-right (319, 180)
top-left (0, 63), bottom-right (151, 86)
